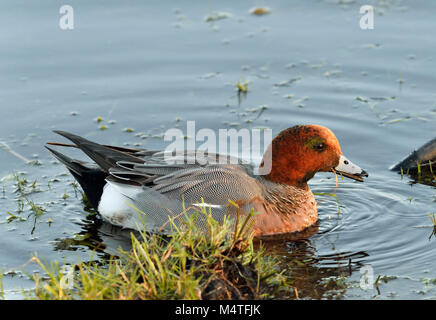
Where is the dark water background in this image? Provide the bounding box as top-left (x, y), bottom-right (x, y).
top-left (1, 0), bottom-right (435, 299)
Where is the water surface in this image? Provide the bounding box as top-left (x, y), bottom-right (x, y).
top-left (1, 0), bottom-right (435, 299)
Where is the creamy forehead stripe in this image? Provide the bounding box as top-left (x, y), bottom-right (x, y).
top-left (335, 155), bottom-right (362, 174)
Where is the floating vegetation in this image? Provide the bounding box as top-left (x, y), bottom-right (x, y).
top-left (95, 116), bottom-right (103, 123)
top-left (313, 192), bottom-right (341, 215)
top-left (324, 70), bottom-right (342, 78)
top-left (333, 0), bottom-right (355, 6)
top-left (274, 77), bottom-right (301, 87)
top-left (428, 213), bottom-right (436, 241)
top-left (249, 7), bottom-right (271, 15)
top-left (360, 43), bottom-right (381, 49)
top-left (380, 116), bottom-right (412, 126)
top-left (370, 96), bottom-right (396, 101)
top-left (99, 125), bottom-right (108, 131)
top-left (200, 72), bottom-right (220, 80)
top-left (229, 122), bottom-right (241, 127)
top-left (13, 174), bottom-right (41, 196)
top-left (293, 96), bottom-right (308, 108)
top-left (204, 11), bottom-right (232, 23)
top-left (421, 278), bottom-right (436, 286)
top-left (236, 79), bottom-right (248, 94)
top-left (309, 62), bottom-right (326, 69)
top-left (356, 96), bottom-right (369, 103)
top-left (233, 105), bottom-right (269, 123)
top-left (7, 211), bottom-right (26, 223)
top-left (285, 63), bottom-right (296, 69)
top-left (4, 174), bottom-right (46, 233)
top-left (123, 128), bottom-right (134, 133)
top-left (27, 160), bottom-right (42, 166)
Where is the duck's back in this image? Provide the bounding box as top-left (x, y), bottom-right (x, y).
top-left (99, 150), bottom-right (268, 233)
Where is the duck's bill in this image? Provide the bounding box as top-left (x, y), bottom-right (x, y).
top-left (334, 155), bottom-right (368, 182)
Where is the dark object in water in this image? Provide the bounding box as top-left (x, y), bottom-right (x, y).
top-left (390, 137), bottom-right (436, 175)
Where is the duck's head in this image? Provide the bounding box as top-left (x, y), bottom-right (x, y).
top-left (261, 124), bottom-right (368, 187)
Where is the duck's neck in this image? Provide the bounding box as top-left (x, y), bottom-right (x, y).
top-left (262, 179), bottom-right (313, 208)
top-left (259, 146), bottom-right (316, 188)
top-left (262, 169), bottom-right (313, 190)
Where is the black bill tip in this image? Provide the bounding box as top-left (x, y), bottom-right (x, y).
top-left (334, 169), bottom-right (368, 182)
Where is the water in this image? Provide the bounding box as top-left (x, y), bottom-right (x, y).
top-left (1, 0), bottom-right (435, 299)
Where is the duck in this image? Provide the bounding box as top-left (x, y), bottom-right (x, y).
top-left (45, 125), bottom-right (368, 236)
top-left (390, 137), bottom-right (436, 175)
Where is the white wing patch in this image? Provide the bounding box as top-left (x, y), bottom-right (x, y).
top-left (192, 203), bottom-right (224, 209)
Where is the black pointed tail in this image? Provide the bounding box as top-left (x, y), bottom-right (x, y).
top-left (45, 146), bottom-right (107, 210)
top-left (51, 130), bottom-right (144, 172)
top-left (46, 131), bottom-right (147, 210)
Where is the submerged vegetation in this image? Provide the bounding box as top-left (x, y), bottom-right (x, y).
top-left (26, 203), bottom-right (293, 300)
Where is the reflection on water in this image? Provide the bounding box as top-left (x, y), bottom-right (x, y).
top-left (258, 228), bottom-right (370, 299)
top-left (396, 171), bottom-right (436, 188)
top-left (390, 136), bottom-right (436, 187)
top-left (51, 211), bottom-right (136, 257)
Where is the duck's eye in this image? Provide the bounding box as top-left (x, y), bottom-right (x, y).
top-left (314, 143), bottom-right (325, 151)
top-left (306, 137), bottom-right (326, 152)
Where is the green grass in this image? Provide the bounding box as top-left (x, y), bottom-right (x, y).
top-left (429, 213), bottom-right (436, 227)
top-left (0, 272), bottom-right (4, 300)
top-left (25, 202), bottom-right (291, 300)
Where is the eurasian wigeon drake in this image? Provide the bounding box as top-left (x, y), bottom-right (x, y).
top-left (46, 125), bottom-right (368, 236)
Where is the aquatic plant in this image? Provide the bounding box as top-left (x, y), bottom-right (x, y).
top-left (7, 211), bottom-right (26, 223)
top-left (249, 7), bottom-right (271, 15)
top-left (313, 192), bottom-right (341, 215)
top-left (429, 213), bottom-right (436, 229)
top-left (236, 79), bottom-right (248, 94)
top-left (3, 173), bottom-right (47, 234)
top-left (0, 273), bottom-right (4, 300)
